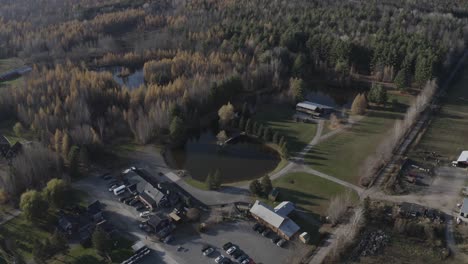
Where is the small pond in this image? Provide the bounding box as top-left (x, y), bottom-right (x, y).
top-left (166, 130), bottom-right (280, 183)
top-left (100, 66), bottom-right (144, 90)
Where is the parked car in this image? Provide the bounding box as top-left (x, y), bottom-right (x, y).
top-left (215, 255), bottom-right (225, 263)
top-left (135, 204), bottom-right (145, 211)
top-left (276, 239), bottom-right (286, 247)
top-left (163, 235), bottom-right (173, 244)
top-left (139, 211), bottom-right (151, 218)
top-left (101, 172), bottom-right (111, 180)
top-left (226, 246), bottom-right (237, 255)
top-left (256, 225), bottom-right (265, 233)
top-left (222, 242), bottom-right (233, 251)
top-left (158, 172), bottom-right (164, 176)
top-left (252, 223), bottom-right (261, 231)
top-left (232, 250), bottom-right (243, 259)
top-left (203, 247), bottom-right (215, 256)
top-left (129, 199), bottom-right (140, 206)
top-left (262, 229), bottom-right (270, 237)
top-left (241, 258), bottom-right (251, 264)
top-left (108, 185), bottom-right (118, 192)
top-left (271, 236), bottom-right (281, 244)
top-left (107, 181), bottom-right (118, 187)
top-left (221, 258), bottom-right (232, 264)
top-left (237, 254), bottom-right (249, 262)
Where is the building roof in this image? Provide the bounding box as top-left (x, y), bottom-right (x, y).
top-left (144, 183), bottom-right (166, 203)
top-left (87, 200), bottom-right (102, 216)
top-left (457, 151), bottom-right (468, 163)
top-left (461, 198), bottom-right (468, 214)
top-left (280, 218), bottom-right (301, 238)
top-left (0, 135), bottom-right (10, 146)
top-left (250, 200), bottom-right (285, 228)
top-left (296, 101), bottom-right (334, 111)
top-left (274, 201), bottom-right (295, 217)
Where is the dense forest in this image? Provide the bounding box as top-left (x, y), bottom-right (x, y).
top-left (0, 0), bottom-right (467, 169)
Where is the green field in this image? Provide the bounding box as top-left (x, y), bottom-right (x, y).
top-left (254, 104), bottom-right (317, 154)
top-left (409, 66), bottom-right (468, 162)
top-left (273, 172), bottom-right (357, 215)
top-left (304, 110), bottom-right (404, 185)
top-left (0, 58), bottom-right (25, 89)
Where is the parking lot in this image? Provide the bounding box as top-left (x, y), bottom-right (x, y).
top-left (161, 220), bottom-right (301, 264)
top-left (74, 173), bottom-right (300, 264)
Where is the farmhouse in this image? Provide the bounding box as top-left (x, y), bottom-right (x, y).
top-left (456, 151), bottom-right (468, 167)
top-left (250, 200), bottom-right (300, 240)
top-left (296, 101), bottom-right (334, 117)
top-left (125, 171), bottom-right (177, 209)
top-left (460, 198), bottom-right (468, 218)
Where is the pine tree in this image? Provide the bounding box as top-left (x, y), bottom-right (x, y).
top-left (257, 124), bottom-right (264, 137)
top-left (260, 175), bottom-right (273, 196)
top-left (245, 119), bottom-right (252, 134)
top-left (394, 69), bottom-right (408, 91)
top-left (212, 170), bottom-right (221, 190)
top-left (272, 131), bottom-right (279, 144)
top-left (263, 127), bottom-right (271, 142)
top-left (62, 133), bottom-right (70, 160)
top-left (205, 173), bottom-right (214, 190)
top-left (249, 180), bottom-right (262, 196)
top-left (238, 116), bottom-right (245, 131)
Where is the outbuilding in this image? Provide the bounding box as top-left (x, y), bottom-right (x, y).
top-left (456, 151), bottom-right (468, 167)
top-left (460, 198), bottom-right (468, 218)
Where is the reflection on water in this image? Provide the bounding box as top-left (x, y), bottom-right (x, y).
top-left (167, 131), bottom-right (280, 183)
top-left (99, 66), bottom-right (145, 90)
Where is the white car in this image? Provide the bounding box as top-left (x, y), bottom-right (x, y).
top-left (139, 211), bottom-right (151, 218)
top-left (203, 247), bottom-right (214, 256)
top-left (276, 239), bottom-right (286, 247)
top-left (108, 185), bottom-right (118, 192)
top-left (226, 246), bottom-right (237, 255)
top-left (215, 255), bottom-right (225, 263)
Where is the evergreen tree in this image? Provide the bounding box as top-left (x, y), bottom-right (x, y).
top-left (68, 146), bottom-right (80, 178)
top-left (205, 173), bottom-right (214, 190)
top-left (238, 116), bottom-right (245, 131)
top-left (212, 170), bottom-right (222, 190)
top-left (263, 127), bottom-right (271, 142)
top-left (257, 124), bottom-right (264, 137)
top-left (43, 178), bottom-right (69, 208)
top-left (394, 69), bottom-right (408, 91)
top-left (62, 133), bottom-right (70, 160)
top-left (20, 190), bottom-right (49, 221)
top-left (260, 175), bottom-right (273, 196)
top-left (289, 77), bottom-right (305, 102)
top-left (241, 102), bottom-right (249, 117)
top-left (170, 116), bottom-right (186, 146)
top-left (249, 180), bottom-right (262, 196)
top-left (245, 119), bottom-right (252, 134)
top-left (272, 131), bottom-right (279, 144)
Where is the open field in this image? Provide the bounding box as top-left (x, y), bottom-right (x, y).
top-left (0, 58), bottom-right (24, 73)
top-left (304, 110), bottom-right (404, 185)
top-left (254, 104), bottom-right (317, 154)
top-left (273, 172), bottom-right (357, 215)
top-left (409, 66), bottom-right (468, 162)
top-left (350, 234), bottom-right (458, 264)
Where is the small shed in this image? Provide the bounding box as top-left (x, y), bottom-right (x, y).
top-left (460, 198), bottom-right (468, 218)
top-left (456, 151), bottom-right (468, 167)
top-left (268, 188), bottom-right (279, 201)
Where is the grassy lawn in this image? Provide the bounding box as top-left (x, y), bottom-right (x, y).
top-left (0, 213), bottom-right (52, 260)
top-left (273, 172), bottom-right (357, 215)
top-left (409, 67), bottom-right (468, 162)
top-left (185, 177), bottom-right (210, 191)
top-left (254, 104), bottom-right (317, 154)
top-left (0, 58), bottom-right (24, 73)
top-left (304, 110), bottom-right (404, 185)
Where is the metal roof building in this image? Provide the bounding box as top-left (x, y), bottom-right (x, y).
top-left (460, 198), bottom-right (468, 218)
top-left (457, 151), bottom-right (468, 165)
top-left (250, 200), bottom-right (300, 240)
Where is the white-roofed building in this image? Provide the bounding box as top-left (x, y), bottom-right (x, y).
top-left (456, 151), bottom-right (468, 167)
top-left (296, 101), bottom-right (334, 117)
top-left (250, 200), bottom-right (300, 240)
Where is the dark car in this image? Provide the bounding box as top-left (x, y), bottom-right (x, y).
top-left (129, 199), bottom-right (140, 206)
top-left (107, 180), bottom-right (118, 188)
top-left (222, 242), bottom-right (233, 251)
top-left (221, 258), bottom-right (232, 264)
top-left (158, 172), bottom-right (164, 176)
top-left (232, 250), bottom-right (243, 259)
top-left (135, 204), bottom-right (145, 211)
top-left (237, 255), bottom-right (249, 262)
top-left (271, 236), bottom-right (281, 244)
top-left (256, 225), bottom-right (266, 233)
top-left (201, 244), bottom-right (211, 252)
top-left (252, 223), bottom-right (261, 231)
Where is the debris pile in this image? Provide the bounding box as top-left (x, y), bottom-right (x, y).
top-left (351, 230), bottom-right (389, 260)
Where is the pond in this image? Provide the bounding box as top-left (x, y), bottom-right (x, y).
top-left (166, 130), bottom-right (280, 183)
top-left (100, 66), bottom-right (144, 90)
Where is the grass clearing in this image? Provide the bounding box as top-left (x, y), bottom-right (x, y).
top-left (184, 177), bottom-right (210, 191)
top-left (273, 172), bottom-right (357, 215)
top-left (305, 110), bottom-right (404, 185)
top-left (409, 66), bottom-right (468, 162)
top-left (254, 104), bottom-right (317, 154)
